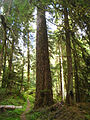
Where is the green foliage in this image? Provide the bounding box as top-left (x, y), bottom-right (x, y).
top-left (0, 96), bottom-right (25, 106)
top-left (85, 114), bottom-right (90, 120)
top-left (27, 112), bottom-right (42, 120)
top-left (0, 88), bottom-right (27, 120)
top-left (0, 111), bottom-right (20, 120)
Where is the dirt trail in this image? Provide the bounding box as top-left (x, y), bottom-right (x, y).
top-left (20, 99), bottom-right (30, 120)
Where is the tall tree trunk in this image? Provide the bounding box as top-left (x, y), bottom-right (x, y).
top-left (9, 39), bottom-right (14, 72)
top-left (27, 32), bottom-right (30, 84)
top-left (35, 6), bottom-right (53, 108)
top-left (72, 38), bottom-right (80, 102)
top-left (7, 38), bottom-right (14, 87)
top-left (56, 57), bottom-right (59, 96)
top-left (64, 7), bottom-right (73, 104)
top-left (59, 44), bottom-right (64, 101)
top-left (59, 46), bottom-right (62, 99)
top-left (2, 24), bottom-right (7, 88)
top-left (20, 57), bottom-right (24, 91)
top-left (56, 74), bottom-right (59, 96)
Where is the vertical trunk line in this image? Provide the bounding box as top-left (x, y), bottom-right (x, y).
top-left (64, 7), bottom-right (73, 104)
top-left (27, 32), bottom-right (30, 84)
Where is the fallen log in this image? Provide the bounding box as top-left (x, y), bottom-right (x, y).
top-left (0, 105), bottom-right (22, 109)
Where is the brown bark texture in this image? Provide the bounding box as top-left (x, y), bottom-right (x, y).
top-left (35, 6), bottom-right (53, 108)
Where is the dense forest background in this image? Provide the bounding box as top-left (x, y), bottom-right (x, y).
top-left (0, 0), bottom-right (90, 120)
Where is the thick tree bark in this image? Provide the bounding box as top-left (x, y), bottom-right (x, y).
top-left (64, 8), bottom-right (73, 104)
top-left (35, 6), bottom-right (53, 108)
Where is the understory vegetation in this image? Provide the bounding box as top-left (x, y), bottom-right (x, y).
top-left (0, 88), bottom-right (35, 120)
top-left (0, 88), bottom-right (90, 120)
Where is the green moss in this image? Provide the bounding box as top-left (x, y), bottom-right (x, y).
top-left (0, 88), bottom-right (27, 120)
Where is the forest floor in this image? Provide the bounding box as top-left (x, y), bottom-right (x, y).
top-left (20, 98), bottom-right (30, 120)
top-left (26, 102), bottom-right (90, 120)
top-left (0, 88), bottom-right (90, 120)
